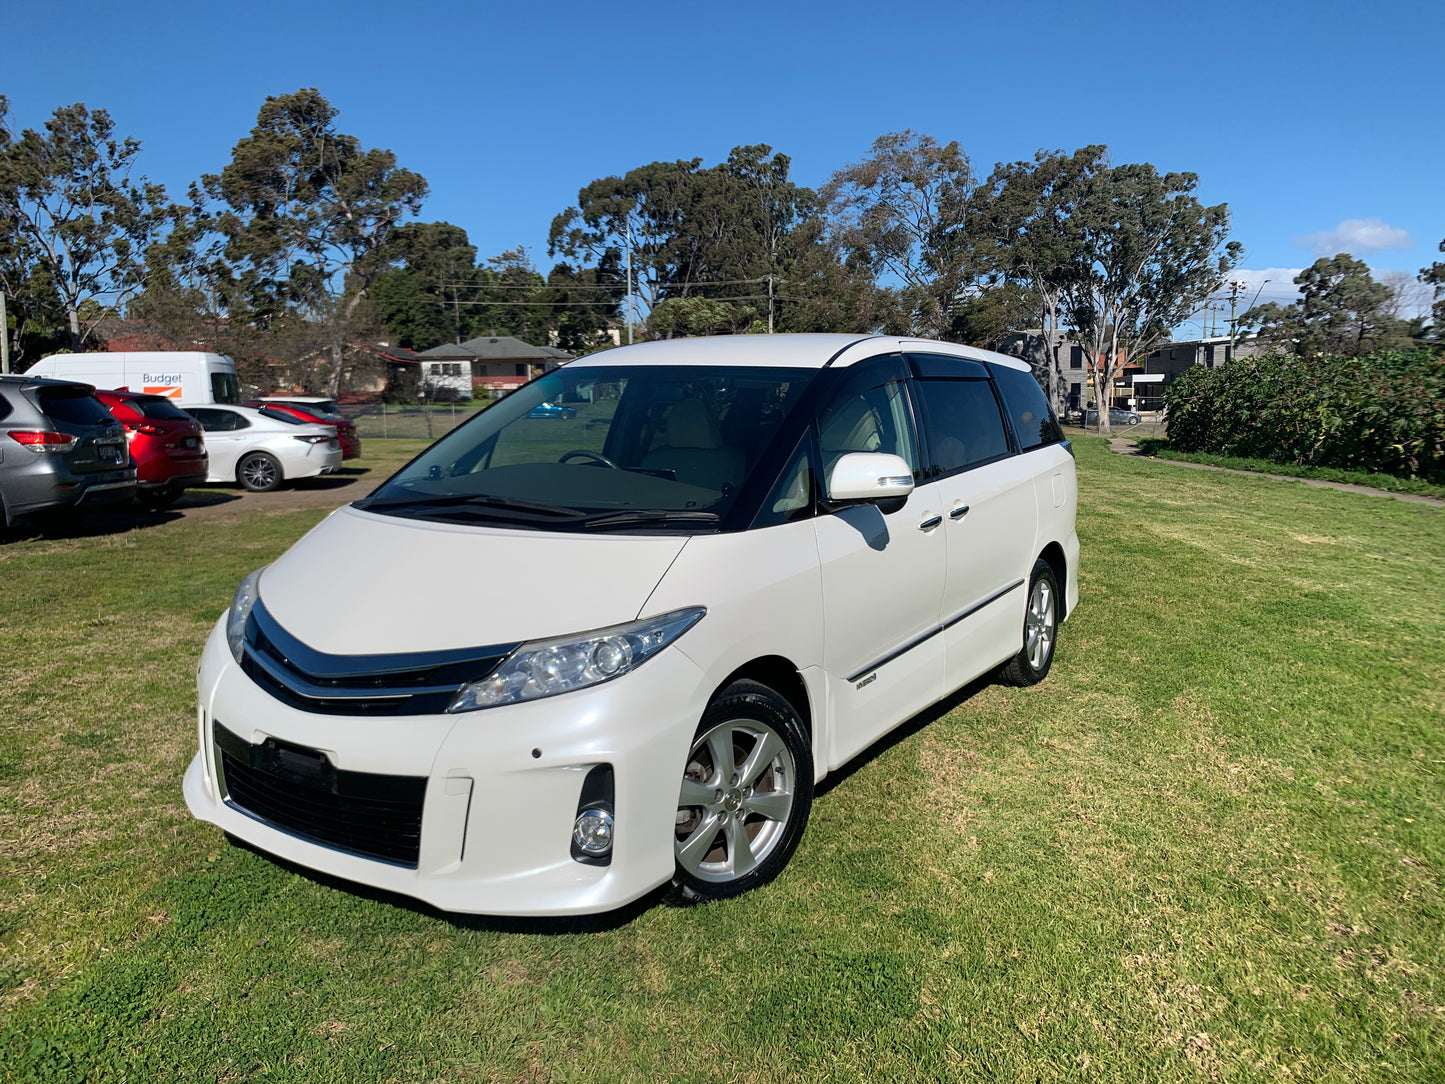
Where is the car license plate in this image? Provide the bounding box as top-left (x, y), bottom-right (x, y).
top-left (97, 444), bottom-right (123, 463)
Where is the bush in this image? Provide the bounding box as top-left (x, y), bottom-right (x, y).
top-left (1165, 350), bottom-right (1445, 483)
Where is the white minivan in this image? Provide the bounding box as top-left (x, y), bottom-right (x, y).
top-left (185, 335), bottom-right (1079, 916)
top-left (26, 351), bottom-right (241, 405)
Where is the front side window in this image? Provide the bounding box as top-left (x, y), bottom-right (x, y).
top-left (365, 365), bottom-right (815, 530)
top-left (914, 379), bottom-right (1011, 475)
top-left (816, 376), bottom-right (919, 482)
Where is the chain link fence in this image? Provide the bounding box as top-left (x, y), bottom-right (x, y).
top-left (339, 401), bottom-right (491, 440)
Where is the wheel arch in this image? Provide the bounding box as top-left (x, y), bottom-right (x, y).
top-left (710, 655), bottom-right (812, 737)
top-left (1038, 541), bottom-right (1068, 619)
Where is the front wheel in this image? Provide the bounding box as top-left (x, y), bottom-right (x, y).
top-left (672, 680), bottom-right (813, 903)
top-left (997, 558), bottom-right (1060, 687)
top-left (238, 452), bottom-right (282, 493)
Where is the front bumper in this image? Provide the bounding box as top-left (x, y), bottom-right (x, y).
top-left (185, 616), bottom-right (709, 915)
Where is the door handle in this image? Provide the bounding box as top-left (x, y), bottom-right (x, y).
top-left (949, 505), bottom-right (970, 520)
top-left (918, 514), bottom-right (943, 531)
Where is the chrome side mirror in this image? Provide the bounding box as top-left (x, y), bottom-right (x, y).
top-left (826, 452), bottom-right (915, 503)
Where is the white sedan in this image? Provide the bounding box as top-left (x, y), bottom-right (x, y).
top-left (185, 405), bottom-right (342, 492)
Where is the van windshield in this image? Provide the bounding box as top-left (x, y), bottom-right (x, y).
top-left (363, 365), bottom-right (815, 530)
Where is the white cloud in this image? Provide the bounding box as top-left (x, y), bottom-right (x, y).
top-left (1294, 217), bottom-right (1412, 257)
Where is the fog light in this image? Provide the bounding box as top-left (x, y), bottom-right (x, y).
top-left (572, 806), bottom-right (614, 857)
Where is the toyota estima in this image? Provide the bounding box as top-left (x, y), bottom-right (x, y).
top-left (185, 335), bottom-right (1079, 915)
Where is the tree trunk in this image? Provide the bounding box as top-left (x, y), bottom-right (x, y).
top-left (67, 305), bottom-right (82, 352)
top-left (329, 342), bottom-right (345, 398)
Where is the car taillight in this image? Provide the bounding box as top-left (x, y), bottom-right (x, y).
top-left (128, 423), bottom-right (163, 436)
top-left (293, 435), bottom-right (330, 445)
top-left (8, 430), bottom-right (76, 450)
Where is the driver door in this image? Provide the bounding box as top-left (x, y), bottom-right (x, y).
top-left (812, 358), bottom-right (947, 770)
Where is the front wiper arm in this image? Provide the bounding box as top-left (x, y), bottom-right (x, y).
top-left (579, 510), bottom-right (720, 531)
top-left (361, 492), bottom-right (584, 519)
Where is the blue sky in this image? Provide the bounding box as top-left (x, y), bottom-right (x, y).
top-left (5, 0), bottom-right (1442, 334)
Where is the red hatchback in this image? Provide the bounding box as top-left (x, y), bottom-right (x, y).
top-left (95, 390), bottom-right (209, 508)
top-left (247, 398), bottom-right (361, 459)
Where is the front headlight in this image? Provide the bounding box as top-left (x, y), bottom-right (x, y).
top-left (448, 607), bottom-right (706, 712)
top-left (226, 568), bottom-right (266, 663)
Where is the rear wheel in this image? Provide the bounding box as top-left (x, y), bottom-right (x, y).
top-left (997, 558), bottom-right (1059, 687)
top-left (238, 452), bottom-right (282, 493)
top-left (671, 679), bottom-right (813, 903)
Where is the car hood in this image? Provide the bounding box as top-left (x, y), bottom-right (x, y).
top-left (256, 504), bottom-right (688, 655)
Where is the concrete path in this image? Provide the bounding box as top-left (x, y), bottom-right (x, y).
top-left (1107, 438), bottom-right (1445, 508)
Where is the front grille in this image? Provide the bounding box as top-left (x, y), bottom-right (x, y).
top-left (241, 600), bottom-right (516, 716)
top-left (214, 721), bottom-right (426, 867)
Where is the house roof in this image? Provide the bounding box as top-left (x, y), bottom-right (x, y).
top-left (418, 335), bottom-right (572, 361)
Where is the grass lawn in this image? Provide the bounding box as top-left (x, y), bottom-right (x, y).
top-left (1131, 439), bottom-right (1445, 502)
top-left (1, 437), bottom-right (1441, 1082)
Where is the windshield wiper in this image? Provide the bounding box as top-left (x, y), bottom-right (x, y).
top-left (578, 510), bottom-right (720, 531)
top-left (360, 492), bottom-right (585, 519)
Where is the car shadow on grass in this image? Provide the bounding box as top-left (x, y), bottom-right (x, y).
top-left (221, 832), bottom-right (668, 935)
top-left (816, 673), bottom-right (994, 799)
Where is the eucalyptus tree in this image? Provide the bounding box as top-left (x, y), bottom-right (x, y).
top-left (971, 146), bottom-right (1109, 410)
top-left (0, 95), bottom-right (175, 352)
top-left (820, 130), bottom-right (978, 337)
top-left (1055, 161), bottom-right (1241, 432)
top-left (205, 88), bottom-right (428, 393)
top-left (550, 147), bottom-right (822, 337)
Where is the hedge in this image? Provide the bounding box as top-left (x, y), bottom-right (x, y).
top-left (1164, 350), bottom-right (1445, 483)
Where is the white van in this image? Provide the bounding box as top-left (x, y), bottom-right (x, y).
top-left (185, 334), bottom-right (1080, 917)
top-left (27, 351), bottom-right (241, 405)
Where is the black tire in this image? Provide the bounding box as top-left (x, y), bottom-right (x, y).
top-left (238, 452), bottom-right (282, 493)
top-left (997, 558), bottom-right (1060, 687)
top-left (671, 679), bottom-right (813, 903)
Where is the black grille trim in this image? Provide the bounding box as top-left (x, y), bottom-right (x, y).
top-left (241, 600), bottom-right (517, 716)
top-left (214, 721), bottom-right (426, 867)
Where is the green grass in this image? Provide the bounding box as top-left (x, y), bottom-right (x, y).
top-left (1133, 438), bottom-right (1445, 501)
top-left (2, 440), bottom-right (1442, 1082)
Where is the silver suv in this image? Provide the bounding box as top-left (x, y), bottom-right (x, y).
top-left (0, 375), bottom-right (137, 527)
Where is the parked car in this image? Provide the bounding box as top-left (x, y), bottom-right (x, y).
top-left (185, 334), bottom-right (1079, 916)
top-left (1073, 407), bottom-right (1142, 427)
top-left (26, 351), bottom-right (241, 404)
top-left (0, 375), bottom-right (136, 525)
top-left (247, 397), bottom-right (362, 460)
top-left (94, 390), bottom-right (209, 509)
top-left (526, 402), bottom-right (578, 420)
top-left (184, 405), bottom-right (342, 492)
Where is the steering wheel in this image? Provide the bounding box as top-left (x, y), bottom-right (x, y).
top-left (558, 448), bottom-right (621, 469)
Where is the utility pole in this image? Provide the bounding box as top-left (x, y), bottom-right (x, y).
top-left (625, 218), bottom-right (634, 346)
top-left (767, 275), bottom-right (774, 334)
top-left (0, 291), bottom-right (9, 374)
top-left (1226, 279), bottom-right (1246, 363)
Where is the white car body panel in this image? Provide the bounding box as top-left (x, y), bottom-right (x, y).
top-left (185, 334), bottom-right (1079, 916)
top-left (264, 505), bottom-right (688, 653)
top-left (189, 405), bottom-right (342, 485)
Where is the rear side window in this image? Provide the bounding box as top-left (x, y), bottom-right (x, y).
top-left (190, 408), bottom-right (250, 432)
top-left (131, 396), bottom-right (192, 421)
top-left (914, 379), bottom-right (1011, 475)
top-left (987, 363), bottom-right (1063, 451)
top-left (38, 390), bottom-right (116, 427)
top-left (259, 406), bottom-right (306, 425)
